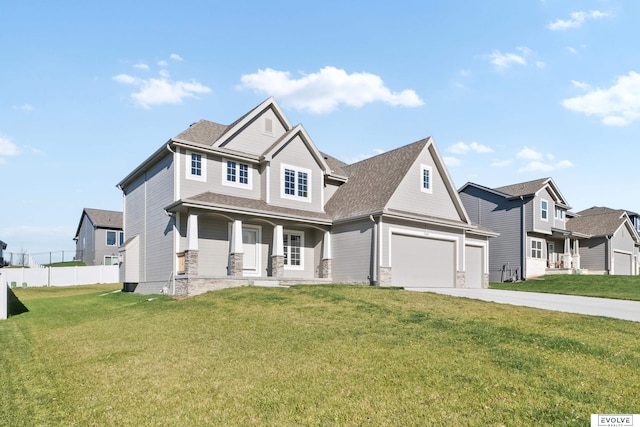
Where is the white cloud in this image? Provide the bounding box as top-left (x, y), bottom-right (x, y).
top-left (562, 71), bottom-right (640, 126)
top-left (517, 147), bottom-right (543, 160)
top-left (548, 10), bottom-right (610, 31)
top-left (518, 160), bottom-right (573, 173)
top-left (170, 53), bottom-right (183, 61)
top-left (158, 60), bottom-right (168, 67)
top-left (159, 69), bottom-right (171, 78)
top-left (113, 71), bottom-right (211, 109)
top-left (239, 66), bottom-right (424, 114)
top-left (487, 50), bottom-right (526, 70)
top-left (12, 103), bottom-right (34, 112)
top-left (134, 63), bottom-right (149, 70)
top-left (0, 135), bottom-right (19, 156)
top-left (567, 46), bottom-right (578, 55)
top-left (571, 80), bottom-right (591, 90)
top-left (443, 156), bottom-right (461, 167)
top-left (447, 141), bottom-right (493, 155)
top-left (536, 61), bottom-right (546, 69)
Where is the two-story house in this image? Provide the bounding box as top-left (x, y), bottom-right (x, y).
top-left (458, 178), bottom-right (587, 282)
top-left (117, 98), bottom-right (496, 296)
top-left (566, 207), bottom-right (640, 275)
top-left (73, 208), bottom-right (124, 266)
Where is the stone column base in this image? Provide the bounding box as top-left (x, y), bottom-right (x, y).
top-left (320, 259), bottom-right (332, 279)
top-left (378, 267), bottom-right (392, 286)
top-left (230, 253), bottom-right (243, 277)
top-left (271, 255), bottom-right (284, 277)
top-left (184, 250), bottom-right (198, 276)
top-left (456, 271), bottom-right (466, 288)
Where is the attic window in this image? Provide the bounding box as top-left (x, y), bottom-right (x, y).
top-left (264, 118), bottom-right (273, 135)
top-left (420, 164), bottom-right (433, 194)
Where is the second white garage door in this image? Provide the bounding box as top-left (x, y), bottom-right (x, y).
top-left (465, 245), bottom-right (484, 289)
top-left (391, 234), bottom-right (455, 287)
top-left (613, 251), bottom-right (632, 275)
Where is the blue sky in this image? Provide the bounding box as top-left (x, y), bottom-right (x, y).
top-left (2, 0), bottom-right (639, 255)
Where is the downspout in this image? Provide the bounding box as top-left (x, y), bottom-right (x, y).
top-left (520, 196), bottom-right (527, 280)
top-left (606, 235), bottom-right (612, 274)
top-left (370, 215), bottom-right (378, 285)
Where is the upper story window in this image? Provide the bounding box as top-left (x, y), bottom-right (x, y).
top-left (186, 151), bottom-right (207, 182)
top-left (541, 199), bottom-right (548, 221)
top-left (281, 164), bottom-right (311, 202)
top-left (106, 230), bottom-right (123, 246)
top-left (283, 231), bottom-right (304, 269)
top-left (223, 160), bottom-right (252, 189)
top-left (554, 207), bottom-right (564, 221)
top-left (420, 164), bottom-right (433, 194)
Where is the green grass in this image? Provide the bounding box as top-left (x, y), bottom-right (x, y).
top-left (43, 261), bottom-right (86, 267)
top-left (491, 274), bottom-right (640, 301)
top-left (2, 284), bottom-right (639, 426)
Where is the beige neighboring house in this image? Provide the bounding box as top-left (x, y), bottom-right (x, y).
top-left (566, 207), bottom-right (640, 275)
top-left (117, 97), bottom-right (496, 296)
top-left (74, 208), bottom-right (123, 266)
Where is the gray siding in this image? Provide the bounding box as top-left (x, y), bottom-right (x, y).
top-left (331, 220), bottom-right (374, 283)
top-left (387, 145), bottom-right (461, 221)
top-left (269, 135), bottom-right (325, 212)
top-left (532, 189), bottom-right (553, 235)
top-left (196, 216), bottom-right (232, 276)
top-left (218, 108), bottom-right (287, 155)
top-left (612, 224), bottom-right (635, 255)
top-left (122, 153), bottom-right (175, 292)
top-left (459, 187), bottom-right (524, 282)
top-left (75, 217), bottom-right (96, 265)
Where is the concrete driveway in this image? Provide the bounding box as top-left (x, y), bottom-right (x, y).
top-left (408, 288), bottom-right (640, 322)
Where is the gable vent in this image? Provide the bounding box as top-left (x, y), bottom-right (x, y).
top-left (264, 118), bottom-right (273, 134)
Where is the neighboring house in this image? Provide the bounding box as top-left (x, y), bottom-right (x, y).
top-left (117, 97), bottom-right (496, 296)
top-left (566, 207), bottom-right (640, 275)
top-left (459, 178), bottom-right (587, 282)
top-left (73, 208), bottom-right (123, 266)
top-left (0, 240), bottom-right (6, 267)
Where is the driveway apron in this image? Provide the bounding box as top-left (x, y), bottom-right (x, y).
top-left (408, 288), bottom-right (640, 322)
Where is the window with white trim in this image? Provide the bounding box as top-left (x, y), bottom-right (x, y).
top-left (104, 255), bottom-right (119, 265)
top-left (420, 164), bottom-right (432, 194)
top-left (281, 164), bottom-right (311, 202)
top-left (106, 230), bottom-right (118, 246)
top-left (223, 159), bottom-right (252, 189)
top-left (186, 151), bottom-right (207, 182)
top-left (541, 199), bottom-right (548, 221)
top-left (283, 231), bottom-right (304, 269)
top-left (531, 239), bottom-right (543, 259)
top-left (554, 206), bottom-right (564, 220)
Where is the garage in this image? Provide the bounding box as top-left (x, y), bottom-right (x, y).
top-left (613, 251), bottom-right (632, 275)
top-left (391, 234), bottom-right (455, 287)
top-left (465, 245), bottom-right (484, 288)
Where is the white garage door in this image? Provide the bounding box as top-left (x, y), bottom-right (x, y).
top-left (613, 251), bottom-right (632, 275)
top-left (391, 234), bottom-right (455, 287)
top-left (465, 245), bottom-right (484, 289)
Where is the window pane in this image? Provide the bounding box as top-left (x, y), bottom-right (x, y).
top-left (106, 231), bottom-right (116, 246)
top-left (191, 153), bottom-right (202, 176)
top-left (239, 164), bottom-right (248, 184)
top-left (290, 234), bottom-right (301, 266)
top-left (423, 168), bottom-right (430, 189)
top-left (227, 161), bottom-right (236, 182)
top-left (283, 234), bottom-right (288, 264)
top-left (297, 172), bottom-right (308, 197)
top-left (119, 232), bottom-right (124, 246)
top-left (284, 169), bottom-right (296, 195)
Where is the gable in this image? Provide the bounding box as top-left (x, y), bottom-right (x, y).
top-left (215, 106), bottom-right (289, 155)
top-left (387, 142), bottom-right (463, 221)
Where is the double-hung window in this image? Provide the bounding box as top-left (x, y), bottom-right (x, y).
top-left (420, 164), bottom-right (433, 193)
top-left (531, 239), bottom-right (543, 259)
top-left (224, 160), bottom-right (251, 189)
top-left (281, 164), bottom-right (311, 202)
top-left (186, 151), bottom-right (207, 182)
top-left (554, 207), bottom-right (564, 221)
top-left (541, 199), bottom-right (548, 221)
top-left (283, 231), bottom-right (303, 269)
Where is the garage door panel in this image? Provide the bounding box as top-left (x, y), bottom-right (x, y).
top-left (465, 245), bottom-right (483, 289)
top-left (391, 234), bottom-right (455, 287)
top-left (613, 252), bottom-right (631, 275)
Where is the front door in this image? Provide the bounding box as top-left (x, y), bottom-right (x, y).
top-left (242, 227), bottom-right (260, 276)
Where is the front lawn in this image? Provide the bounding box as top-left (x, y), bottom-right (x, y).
top-left (491, 274), bottom-right (640, 301)
top-left (1, 284), bottom-right (639, 426)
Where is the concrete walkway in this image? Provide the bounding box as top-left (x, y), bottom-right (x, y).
top-left (407, 288), bottom-right (640, 322)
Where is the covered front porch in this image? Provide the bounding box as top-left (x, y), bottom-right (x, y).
top-left (544, 229), bottom-right (588, 275)
top-left (169, 204), bottom-right (333, 296)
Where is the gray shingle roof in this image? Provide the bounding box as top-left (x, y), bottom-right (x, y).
top-left (566, 208), bottom-right (626, 237)
top-left (320, 152), bottom-right (348, 177)
top-left (325, 138), bottom-right (429, 220)
top-left (84, 208), bottom-right (123, 229)
top-left (174, 120), bottom-right (229, 145)
top-left (183, 192), bottom-right (331, 222)
top-left (494, 177), bottom-right (551, 197)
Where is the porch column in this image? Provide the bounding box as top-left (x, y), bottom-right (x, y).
top-left (562, 236), bottom-right (572, 269)
top-left (184, 214), bottom-right (199, 275)
top-left (572, 239), bottom-right (581, 270)
top-left (271, 224), bottom-right (284, 277)
top-left (321, 230), bottom-right (332, 279)
top-left (229, 219), bottom-right (243, 277)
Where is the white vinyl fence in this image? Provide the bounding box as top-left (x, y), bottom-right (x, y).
top-left (1, 273), bottom-right (7, 320)
top-left (1, 265), bottom-right (119, 289)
